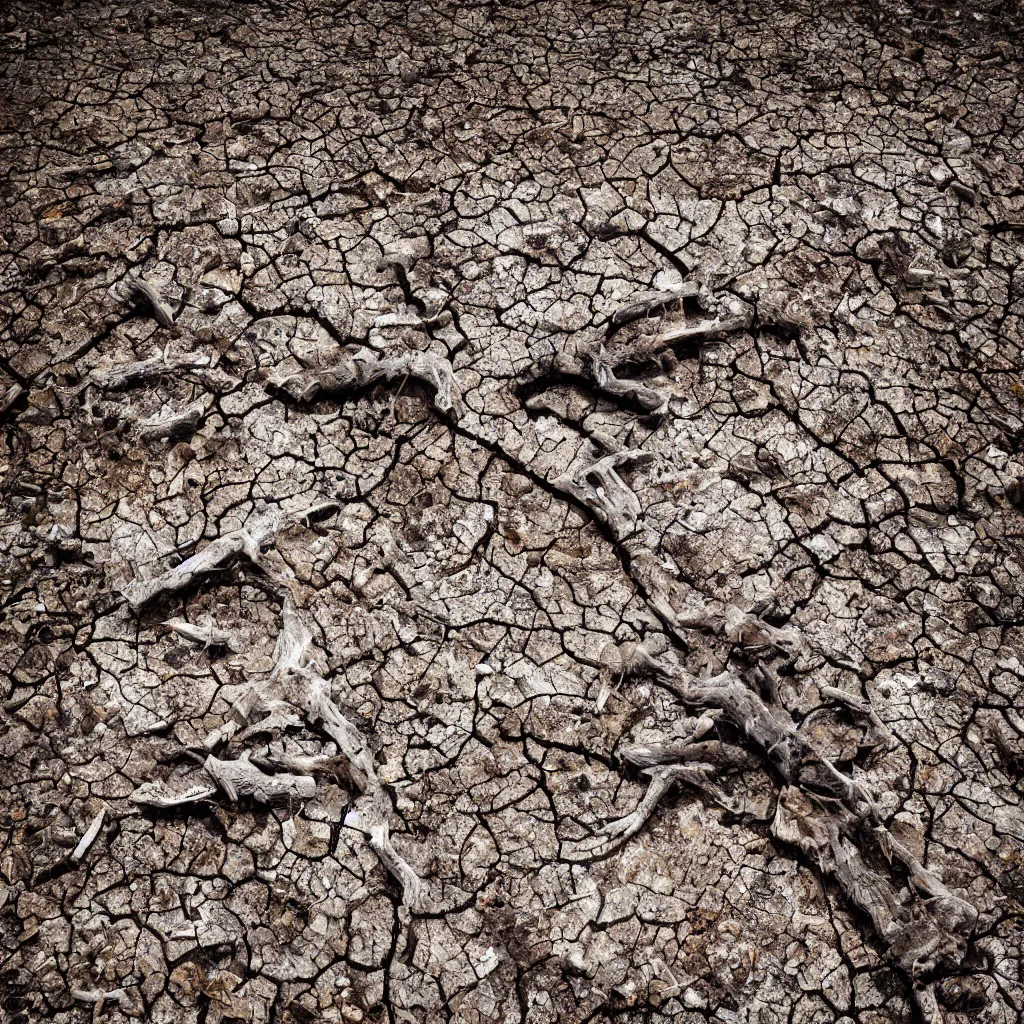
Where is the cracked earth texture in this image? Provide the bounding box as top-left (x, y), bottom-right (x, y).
top-left (2, 1), bottom-right (1024, 1022)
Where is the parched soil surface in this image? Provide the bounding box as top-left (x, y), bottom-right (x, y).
top-left (2, 2), bottom-right (1024, 1023)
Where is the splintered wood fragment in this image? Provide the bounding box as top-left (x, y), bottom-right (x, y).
top-left (89, 352), bottom-right (209, 390)
top-left (138, 402), bottom-right (204, 441)
top-left (0, 382), bottom-right (24, 415)
top-left (819, 683), bottom-right (895, 750)
top-left (874, 827), bottom-right (978, 934)
top-left (70, 807), bottom-right (105, 863)
top-left (126, 276), bottom-right (175, 326)
top-left (123, 504), bottom-right (326, 610)
top-left (203, 753), bottom-right (315, 803)
top-left (201, 687), bottom-right (259, 750)
top-left (602, 764), bottom-right (694, 841)
top-left (267, 349), bottom-right (457, 413)
top-left (656, 311), bottom-right (752, 345)
top-left (164, 618), bottom-right (238, 650)
top-left (620, 739), bottom-right (757, 772)
top-left (129, 776), bottom-right (218, 807)
top-left (673, 601), bottom-right (806, 660)
top-left (610, 283), bottom-right (702, 327)
top-left (368, 820), bottom-right (425, 909)
top-left (71, 988), bottom-right (132, 1012)
top-left (772, 787), bottom-right (974, 978)
top-left (589, 348), bottom-right (668, 413)
top-left (552, 447), bottom-right (654, 540)
top-left (274, 598), bottom-right (425, 908)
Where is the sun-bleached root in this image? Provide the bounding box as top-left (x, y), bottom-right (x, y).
top-left (609, 283), bottom-right (702, 328)
top-left (126, 276), bottom-right (175, 326)
top-left (122, 502), bottom-right (337, 610)
top-left (71, 987), bottom-right (134, 1014)
top-left (71, 807), bottom-right (106, 863)
top-left (164, 617), bottom-right (238, 650)
top-left (138, 401), bottom-right (204, 441)
top-left (552, 446), bottom-right (654, 541)
top-left (89, 352), bottom-right (208, 390)
top-left (773, 787), bottom-right (975, 981)
top-left (203, 752), bottom-right (315, 802)
top-left (273, 599), bottom-right (425, 908)
top-left (606, 643), bottom-right (976, 990)
top-left (267, 348), bottom-right (457, 413)
top-left (129, 754), bottom-right (314, 807)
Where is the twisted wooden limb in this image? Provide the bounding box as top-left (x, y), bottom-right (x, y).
top-left (609, 283), bottom-right (702, 328)
top-left (138, 401), bottom-right (204, 441)
top-left (90, 352), bottom-right (208, 390)
top-left (588, 347), bottom-right (668, 413)
top-left (126, 276), bottom-right (175, 327)
top-left (552, 447), bottom-right (654, 541)
top-left (620, 739), bottom-right (759, 773)
top-left (773, 787), bottom-right (974, 980)
top-left (273, 600), bottom-right (425, 908)
top-left (122, 503), bottom-right (334, 610)
top-left (129, 754), bottom-right (314, 807)
top-left (164, 617), bottom-right (238, 650)
top-left (820, 684), bottom-right (895, 751)
top-left (203, 752), bottom-right (315, 802)
top-left (667, 669), bottom-right (880, 821)
top-left (267, 349), bottom-right (457, 413)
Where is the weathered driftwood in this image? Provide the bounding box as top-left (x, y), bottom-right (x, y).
top-left (164, 617), bottom-right (238, 650)
top-left (203, 752), bottom-right (315, 802)
top-left (129, 775), bottom-right (218, 807)
top-left (70, 807), bottom-right (105, 863)
top-left (610, 647), bottom-right (977, 987)
top-left (267, 349), bottom-right (457, 413)
top-left (620, 739), bottom-right (759, 772)
top-left (819, 683), bottom-right (895, 751)
top-left (672, 601), bottom-right (806, 659)
top-left (130, 755), bottom-right (314, 807)
top-left (589, 347), bottom-right (668, 413)
top-left (772, 787), bottom-right (974, 978)
top-left (665, 669), bottom-right (879, 820)
top-left (525, 286), bottom-right (751, 416)
top-left (201, 688), bottom-right (260, 750)
top-left (123, 506), bottom-right (291, 610)
top-left (552, 447), bottom-right (654, 541)
top-left (71, 988), bottom-right (133, 1013)
top-left (656, 311), bottom-right (752, 346)
top-left (138, 402), bottom-right (204, 441)
top-left (609, 283), bottom-right (702, 328)
top-left (89, 352), bottom-right (208, 390)
top-left (273, 599), bottom-right (425, 908)
top-left (126, 276), bottom-right (175, 327)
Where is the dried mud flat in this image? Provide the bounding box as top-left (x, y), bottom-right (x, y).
top-left (1, 2), bottom-right (1024, 1022)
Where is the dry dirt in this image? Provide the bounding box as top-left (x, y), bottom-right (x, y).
top-left (2, 2), bottom-right (1024, 1023)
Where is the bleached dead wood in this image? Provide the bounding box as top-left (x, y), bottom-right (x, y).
top-left (122, 503), bottom-right (334, 610)
top-left (71, 987), bottom-right (133, 1013)
top-left (272, 599), bottom-right (425, 908)
top-left (70, 807), bottom-right (105, 863)
top-left (203, 752), bottom-right (315, 802)
top-left (164, 617), bottom-right (238, 650)
top-left (129, 775), bottom-right (218, 807)
top-left (126, 276), bottom-right (175, 327)
top-left (552, 447), bottom-right (654, 541)
top-left (772, 787), bottom-right (974, 978)
top-left (130, 755), bottom-right (314, 807)
top-left (609, 283), bottom-right (702, 328)
top-left (138, 402), bottom-right (204, 441)
top-left (267, 349), bottom-right (457, 413)
top-left (89, 352), bottom-right (208, 390)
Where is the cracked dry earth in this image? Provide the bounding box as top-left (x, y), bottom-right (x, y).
top-left (3, 2), bottom-right (1024, 1024)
